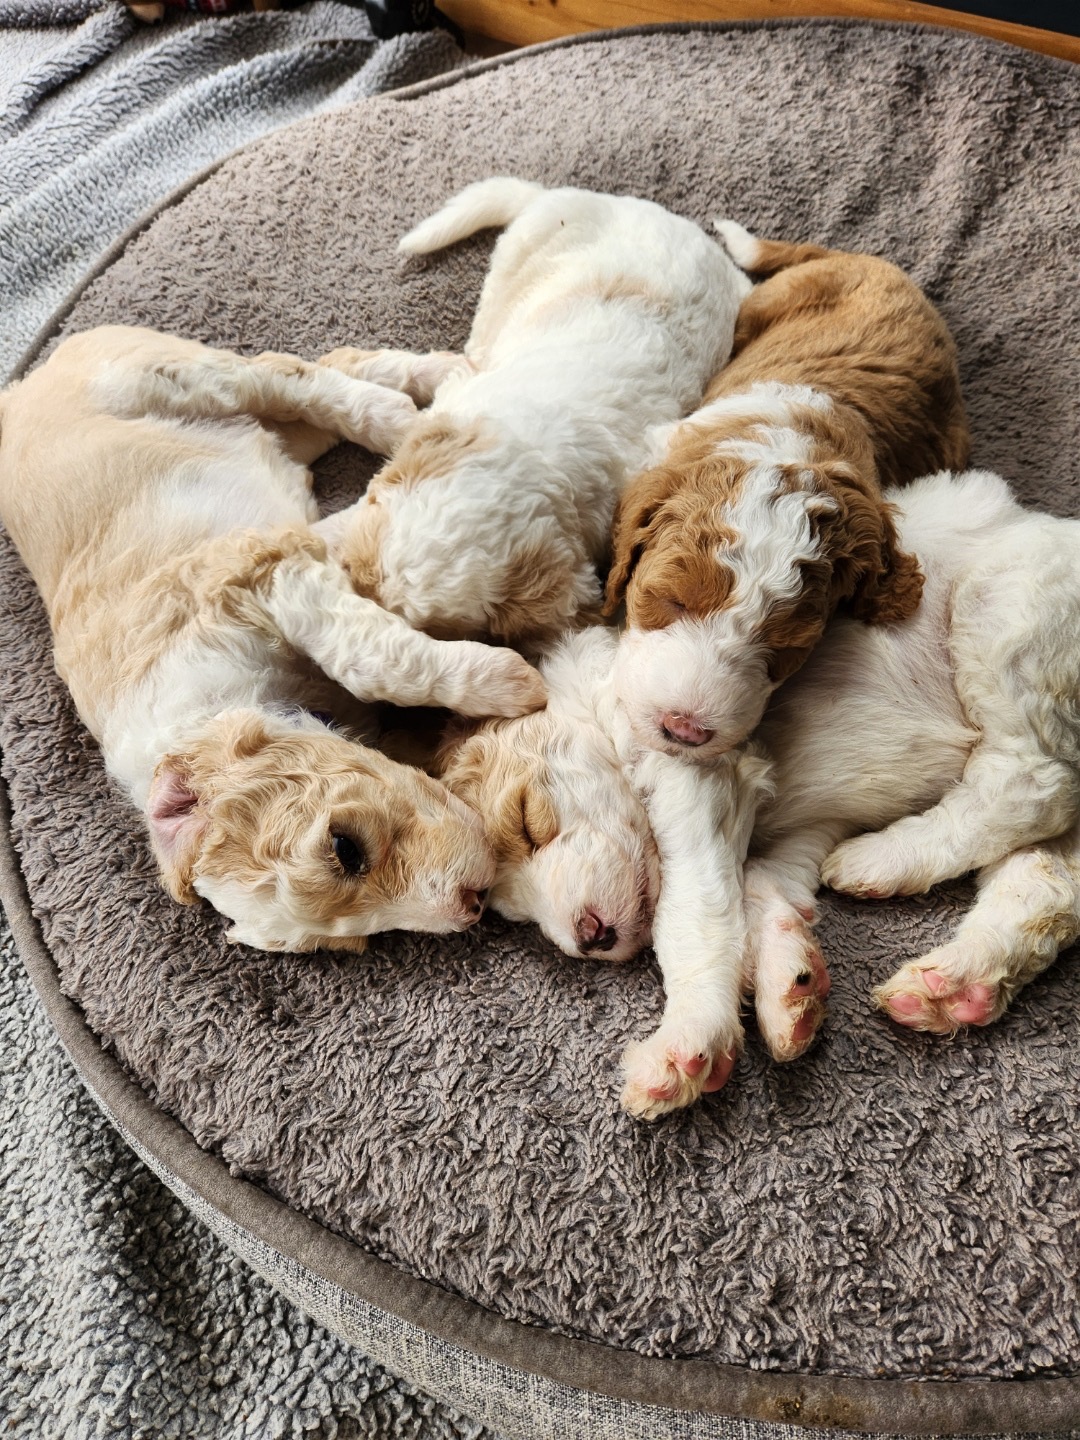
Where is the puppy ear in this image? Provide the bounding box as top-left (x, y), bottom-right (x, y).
top-left (603, 466), bottom-right (677, 613)
top-left (850, 529), bottom-right (925, 625)
top-left (811, 470), bottom-right (925, 627)
top-left (147, 758), bottom-right (207, 904)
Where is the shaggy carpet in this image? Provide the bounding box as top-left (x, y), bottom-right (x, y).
top-left (2, 17), bottom-right (1080, 1438)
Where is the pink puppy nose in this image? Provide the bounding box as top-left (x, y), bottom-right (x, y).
top-left (659, 712), bottom-right (715, 747)
top-left (576, 910), bottom-right (618, 953)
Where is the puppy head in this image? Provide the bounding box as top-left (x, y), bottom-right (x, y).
top-left (437, 699), bottom-right (658, 963)
top-left (147, 710), bottom-right (495, 952)
top-left (608, 453), bottom-right (923, 760)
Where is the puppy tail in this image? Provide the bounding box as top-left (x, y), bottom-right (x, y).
top-left (713, 219), bottom-right (832, 276)
top-left (399, 177), bottom-right (545, 256)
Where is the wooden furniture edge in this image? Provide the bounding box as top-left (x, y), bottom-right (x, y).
top-left (445, 0), bottom-right (1080, 65)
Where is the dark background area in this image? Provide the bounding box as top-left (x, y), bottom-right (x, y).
top-left (920, 0), bottom-right (1079, 36)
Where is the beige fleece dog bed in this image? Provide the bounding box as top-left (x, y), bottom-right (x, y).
top-left (3, 21), bottom-right (1080, 1438)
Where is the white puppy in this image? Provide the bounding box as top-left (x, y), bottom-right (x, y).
top-left (316, 177), bottom-right (752, 646)
top-left (0, 327), bottom-right (546, 952)
top-left (440, 471), bottom-right (1080, 1117)
top-left (437, 626), bottom-right (770, 1117)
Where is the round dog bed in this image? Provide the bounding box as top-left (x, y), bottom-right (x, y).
top-left (3, 21), bottom-right (1080, 1438)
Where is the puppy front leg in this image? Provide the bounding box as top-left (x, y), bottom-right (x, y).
top-left (265, 550), bottom-right (546, 717)
top-left (318, 348), bottom-right (473, 408)
top-left (743, 823), bottom-right (846, 1062)
top-left (619, 750), bottom-right (766, 1120)
top-left (134, 347), bottom-right (417, 457)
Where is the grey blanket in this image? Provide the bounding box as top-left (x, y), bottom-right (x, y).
top-left (0, 908), bottom-right (496, 1439)
top-left (0, 0), bottom-right (460, 381)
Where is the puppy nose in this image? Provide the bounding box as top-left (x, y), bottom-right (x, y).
top-left (659, 712), bottom-right (715, 747)
top-left (460, 887), bottom-right (487, 922)
top-left (577, 910), bottom-right (618, 953)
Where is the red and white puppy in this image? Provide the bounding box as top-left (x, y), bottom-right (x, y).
top-left (605, 225), bottom-right (969, 760)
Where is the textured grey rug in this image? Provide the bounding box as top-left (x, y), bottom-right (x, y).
top-left (0, 0), bottom-right (461, 382)
top-left (2, 17), bottom-right (1080, 1439)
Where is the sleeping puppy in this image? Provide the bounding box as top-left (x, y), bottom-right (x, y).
top-left (606, 223), bottom-right (969, 760)
top-left (0, 326), bottom-right (545, 953)
top-left (437, 626), bottom-right (771, 1116)
top-left (315, 176), bottom-right (752, 647)
top-left (440, 472), bottom-right (1080, 1119)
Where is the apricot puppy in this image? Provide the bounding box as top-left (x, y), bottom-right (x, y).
top-left (0, 326), bottom-right (545, 951)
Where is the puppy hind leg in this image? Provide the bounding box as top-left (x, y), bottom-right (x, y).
top-left (823, 745), bottom-right (1080, 900)
top-left (875, 827), bottom-right (1080, 1033)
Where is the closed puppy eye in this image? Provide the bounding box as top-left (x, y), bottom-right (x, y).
top-left (331, 832), bottom-right (369, 877)
top-left (521, 787), bottom-right (559, 851)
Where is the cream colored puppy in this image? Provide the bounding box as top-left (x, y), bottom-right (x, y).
top-left (0, 326), bottom-right (545, 952)
top-left (437, 626), bottom-right (770, 1119)
top-left (317, 177), bottom-right (752, 647)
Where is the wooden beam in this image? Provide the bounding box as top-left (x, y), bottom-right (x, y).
top-left (442, 0), bottom-right (1080, 66)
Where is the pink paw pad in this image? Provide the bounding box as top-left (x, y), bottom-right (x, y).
top-left (789, 949), bottom-right (831, 999)
top-left (946, 983), bottom-right (998, 1025)
top-left (701, 1051), bottom-right (736, 1093)
top-left (886, 990), bottom-right (926, 1021)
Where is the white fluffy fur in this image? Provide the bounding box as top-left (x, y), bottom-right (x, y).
top-left (454, 472), bottom-right (1080, 1114)
top-left (494, 633), bottom-right (663, 962)
top-left (320, 177), bottom-right (752, 642)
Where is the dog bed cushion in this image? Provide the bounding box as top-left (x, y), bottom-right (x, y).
top-left (2, 20), bottom-right (1079, 1437)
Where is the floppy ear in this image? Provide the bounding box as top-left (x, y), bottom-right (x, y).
top-left (146, 758), bottom-right (207, 904)
top-left (810, 469), bottom-right (924, 626)
top-left (849, 521), bottom-right (925, 624)
top-left (436, 729), bottom-right (555, 861)
top-left (603, 466), bottom-right (678, 614)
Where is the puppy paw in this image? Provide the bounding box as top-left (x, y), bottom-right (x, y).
top-left (319, 347), bottom-right (471, 406)
top-left (620, 1024), bottom-right (740, 1121)
top-left (751, 907), bottom-right (830, 1062)
top-left (448, 645), bottom-right (547, 718)
top-left (874, 951), bottom-right (1005, 1034)
top-left (821, 834), bottom-right (928, 899)
top-left (346, 385), bottom-right (417, 456)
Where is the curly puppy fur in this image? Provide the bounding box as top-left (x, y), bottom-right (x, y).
top-left (437, 628), bottom-right (770, 1121)
top-left (606, 224), bottom-right (969, 760)
top-left (317, 177), bottom-right (751, 648)
top-left (0, 327), bottom-right (547, 952)
top-left (448, 474), bottom-right (1080, 1118)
